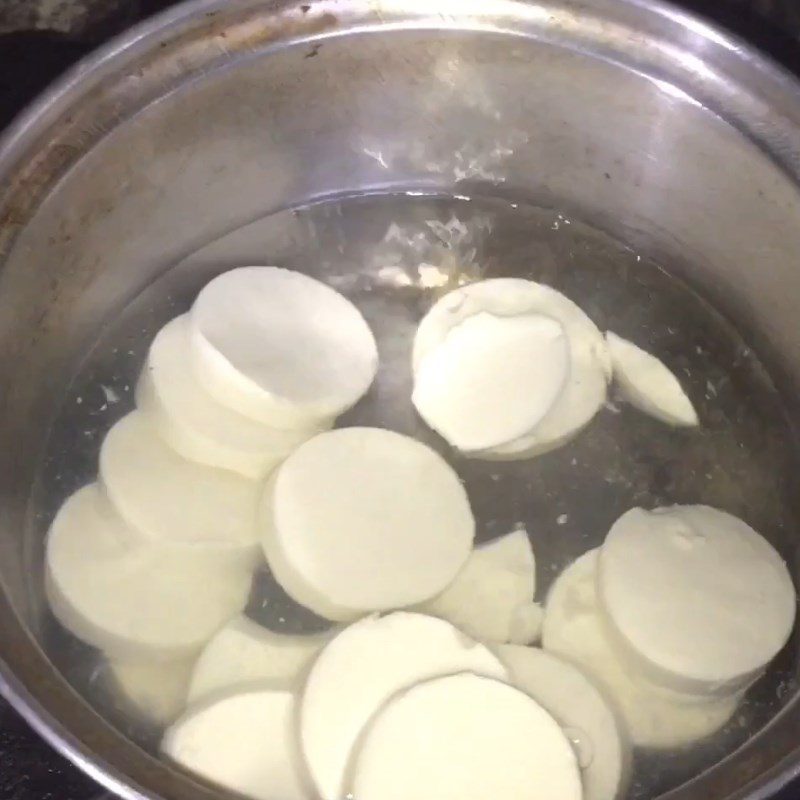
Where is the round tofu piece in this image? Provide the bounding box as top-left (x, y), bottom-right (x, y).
top-left (543, 549), bottom-right (742, 749)
top-left (189, 266), bottom-right (378, 427)
top-left (162, 688), bottom-right (312, 800)
top-left (300, 612), bottom-right (507, 800)
top-left (46, 485), bottom-right (252, 660)
top-left (261, 428), bottom-right (474, 620)
top-left (413, 279), bottom-right (609, 459)
top-left (349, 672), bottom-right (582, 800)
top-left (99, 412), bottom-right (260, 570)
top-left (598, 505), bottom-right (796, 696)
top-left (412, 311), bottom-right (569, 451)
top-left (605, 332), bottom-right (698, 426)
top-left (108, 656), bottom-right (193, 725)
top-left (137, 315), bottom-right (324, 479)
top-left (510, 601), bottom-right (545, 645)
top-left (497, 645), bottom-right (630, 800)
top-left (417, 529), bottom-right (536, 643)
top-left (188, 615), bottom-right (332, 704)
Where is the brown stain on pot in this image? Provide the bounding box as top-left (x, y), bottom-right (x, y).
top-left (0, 5), bottom-right (339, 258)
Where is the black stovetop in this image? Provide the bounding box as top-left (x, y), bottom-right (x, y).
top-left (1, 0), bottom-right (799, 798)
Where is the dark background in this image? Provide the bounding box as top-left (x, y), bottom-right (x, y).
top-left (0, 0), bottom-right (799, 798)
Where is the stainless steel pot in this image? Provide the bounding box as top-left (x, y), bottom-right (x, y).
top-left (0, 0), bottom-right (799, 798)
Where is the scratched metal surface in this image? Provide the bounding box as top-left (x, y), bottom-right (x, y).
top-left (0, 703), bottom-right (98, 799)
top-left (1, 0), bottom-right (798, 38)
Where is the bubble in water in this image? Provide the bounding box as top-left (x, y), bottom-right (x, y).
top-left (563, 725), bottom-right (594, 769)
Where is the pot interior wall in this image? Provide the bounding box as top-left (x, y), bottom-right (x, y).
top-left (0, 3), bottom-right (799, 799)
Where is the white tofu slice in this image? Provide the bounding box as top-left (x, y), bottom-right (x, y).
top-left (497, 645), bottom-right (631, 800)
top-left (300, 612), bottom-right (507, 800)
top-left (137, 315), bottom-right (324, 479)
top-left (416, 529), bottom-right (536, 642)
top-left (349, 672), bottom-right (582, 800)
top-left (412, 311), bottom-right (569, 451)
top-left (189, 266), bottom-right (378, 428)
top-left (412, 279), bottom-right (610, 459)
top-left (99, 411), bottom-right (260, 570)
top-left (187, 615), bottom-right (332, 704)
top-left (162, 688), bottom-right (312, 800)
top-left (509, 601), bottom-right (545, 644)
top-left (605, 331), bottom-right (699, 426)
top-left (542, 549), bottom-right (742, 749)
top-left (46, 485), bottom-right (252, 660)
top-left (108, 656), bottom-right (194, 725)
top-left (261, 428), bottom-right (474, 620)
top-left (598, 505), bottom-right (796, 696)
